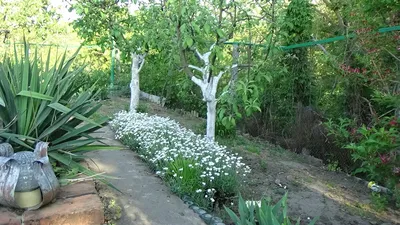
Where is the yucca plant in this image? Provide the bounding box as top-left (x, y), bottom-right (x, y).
top-left (225, 193), bottom-right (319, 225)
top-left (0, 41), bottom-right (114, 175)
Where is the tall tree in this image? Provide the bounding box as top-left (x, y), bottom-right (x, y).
top-left (172, 0), bottom-right (244, 141)
top-left (72, 0), bottom-right (150, 111)
top-left (0, 0), bottom-right (62, 42)
top-left (281, 0), bottom-right (314, 106)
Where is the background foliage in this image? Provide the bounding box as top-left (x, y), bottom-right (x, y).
top-left (68, 0), bottom-right (400, 188)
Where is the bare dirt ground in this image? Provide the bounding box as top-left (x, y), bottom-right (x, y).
top-left (97, 97), bottom-right (399, 225)
top-left (239, 147), bottom-right (400, 225)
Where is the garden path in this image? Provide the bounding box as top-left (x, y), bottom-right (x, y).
top-left (86, 125), bottom-right (206, 225)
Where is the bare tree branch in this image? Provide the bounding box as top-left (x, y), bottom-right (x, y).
top-left (188, 65), bottom-right (203, 73)
top-left (195, 49), bottom-right (202, 60)
top-left (191, 76), bottom-right (203, 87)
top-left (137, 54), bottom-right (146, 72)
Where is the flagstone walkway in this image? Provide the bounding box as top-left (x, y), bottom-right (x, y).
top-left (87, 126), bottom-right (206, 225)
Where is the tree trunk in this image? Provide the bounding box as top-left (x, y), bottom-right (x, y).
top-left (116, 49), bottom-right (121, 79)
top-left (192, 75), bottom-right (222, 142)
top-left (206, 100), bottom-right (217, 141)
top-left (187, 44), bottom-right (236, 142)
top-left (130, 53), bottom-right (145, 112)
top-left (229, 44), bottom-right (239, 95)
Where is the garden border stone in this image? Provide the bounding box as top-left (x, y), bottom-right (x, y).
top-left (182, 195), bottom-right (226, 225)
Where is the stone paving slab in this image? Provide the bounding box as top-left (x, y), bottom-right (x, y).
top-left (87, 126), bottom-right (206, 225)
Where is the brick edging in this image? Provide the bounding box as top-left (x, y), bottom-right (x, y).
top-left (181, 195), bottom-right (226, 225)
top-left (0, 181), bottom-right (104, 225)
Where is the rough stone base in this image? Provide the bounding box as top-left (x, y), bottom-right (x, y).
top-left (0, 208), bottom-right (21, 225)
top-left (0, 181), bottom-right (104, 225)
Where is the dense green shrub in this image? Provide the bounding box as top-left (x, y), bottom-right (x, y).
top-left (326, 116), bottom-right (400, 189)
top-left (347, 117), bottom-right (400, 188)
top-left (136, 102), bottom-right (149, 113)
top-left (75, 69), bottom-right (110, 100)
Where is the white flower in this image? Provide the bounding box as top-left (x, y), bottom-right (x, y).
top-left (196, 189), bottom-right (202, 193)
top-left (210, 198), bottom-right (215, 202)
top-left (110, 111), bottom-right (251, 201)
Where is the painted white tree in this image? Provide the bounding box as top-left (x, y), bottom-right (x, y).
top-left (129, 53), bottom-right (146, 111)
top-left (188, 44), bottom-right (237, 141)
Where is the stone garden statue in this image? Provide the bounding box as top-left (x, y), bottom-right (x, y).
top-left (0, 142), bottom-right (59, 210)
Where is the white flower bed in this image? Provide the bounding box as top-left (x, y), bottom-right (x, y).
top-left (110, 111), bottom-right (251, 204)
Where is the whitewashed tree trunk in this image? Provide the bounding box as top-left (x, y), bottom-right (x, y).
top-left (189, 44), bottom-right (237, 142)
top-left (206, 100), bottom-right (217, 141)
top-left (191, 75), bottom-right (222, 142)
top-left (130, 52), bottom-right (145, 112)
top-left (116, 49), bottom-right (121, 78)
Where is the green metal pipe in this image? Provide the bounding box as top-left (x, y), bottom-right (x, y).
top-left (224, 25), bottom-right (400, 50)
top-left (110, 41), bottom-right (115, 87)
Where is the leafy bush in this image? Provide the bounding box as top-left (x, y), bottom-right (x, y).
top-left (0, 42), bottom-right (110, 173)
top-left (346, 117), bottom-right (400, 188)
top-left (216, 117), bottom-right (237, 138)
top-left (225, 193), bottom-right (318, 225)
top-left (394, 187), bottom-right (400, 209)
top-left (326, 160), bottom-right (342, 172)
top-left (370, 192), bottom-right (389, 212)
top-left (74, 69), bottom-right (110, 100)
top-left (136, 102), bottom-right (149, 113)
top-left (110, 111), bottom-right (250, 208)
top-left (325, 118), bottom-right (358, 147)
top-left (109, 85), bottom-right (131, 98)
top-left (326, 116), bottom-right (400, 189)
